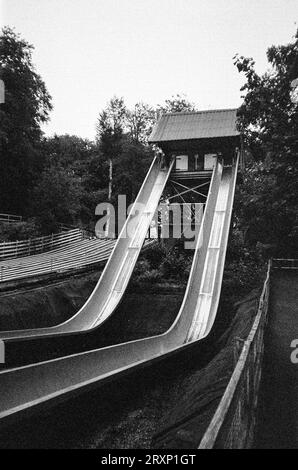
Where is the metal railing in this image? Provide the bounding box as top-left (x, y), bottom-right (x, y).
top-left (0, 213), bottom-right (22, 224)
top-left (272, 258), bottom-right (298, 269)
top-left (0, 228), bottom-right (84, 260)
top-left (198, 260), bottom-right (271, 449)
top-left (59, 223), bottom-right (99, 240)
top-left (0, 238), bottom-right (156, 283)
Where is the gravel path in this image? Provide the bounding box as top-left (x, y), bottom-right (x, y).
top-left (256, 269), bottom-right (298, 449)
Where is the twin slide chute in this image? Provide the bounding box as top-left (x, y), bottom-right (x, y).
top-left (0, 155), bottom-right (239, 426)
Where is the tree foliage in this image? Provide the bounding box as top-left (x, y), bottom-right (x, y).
top-left (31, 163), bottom-right (82, 233)
top-left (234, 31), bottom-right (298, 256)
top-left (0, 27), bottom-right (52, 213)
top-left (96, 96), bottom-right (126, 159)
top-left (126, 102), bottom-right (155, 144)
top-left (94, 97), bottom-right (154, 220)
top-left (157, 93), bottom-right (197, 115)
top-left (34, 135), bottom-right (105, 231)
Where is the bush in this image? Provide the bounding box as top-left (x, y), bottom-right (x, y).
top-left (132, 259), bottom-right (162, 284)
top-left (160, 248), bottom-right (192, 282)
top-left (224, 259), bottom-right (264, 296)
top-left (132, 243), bottom-right (192, 285)
top-left (143, 243), bottom-right (168, 269)
top-left (134, 268), bottom-right (163, 284)
top-left (0, 219), bottom-right (39, 242)
top-left (223, 223), bottom-right (266, 303)
top-left (133, 230), bottom-right (265, 294)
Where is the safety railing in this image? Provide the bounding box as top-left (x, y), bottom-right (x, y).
top-left (0, 228), bottom-right (84, 260)
top-left (0, 213), bottom-right (22, 224)
top-left (59, 222), bottom-right (96, 239)
top-left (0, 238), bottom-right (155, 283)
top-left (198, 260), bottom-right (271, 449)
top-left (272, 258), bottom-right (298, 269)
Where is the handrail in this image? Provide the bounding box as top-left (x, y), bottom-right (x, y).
top-left (0, 238), bottom-right (155, 283)
top-left (0, 229), bottom-right (83, 260)
top-left (272, 258), bottom-right (298, 269)
top-left (198, 259), bottom-right (272, 449)
top-left (0, 214), bottom-right (22, 223)
top-left (0, 231), bottom-right (82, 247)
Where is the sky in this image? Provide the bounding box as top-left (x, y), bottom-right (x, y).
top-left (1, 0), bottom-right (297, 140)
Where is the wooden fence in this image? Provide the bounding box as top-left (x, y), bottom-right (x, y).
top-left (0, 213), bottom-right (22, 224)
top-left (272, 258), bottom-right (298, 269)
top-left (0, 228), bottom-right (84, 260)
top-left (198, 260), bottom-right (272, 449)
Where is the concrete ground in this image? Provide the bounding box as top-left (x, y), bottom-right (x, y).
top-left (256, 269), bottom-right (298, 449)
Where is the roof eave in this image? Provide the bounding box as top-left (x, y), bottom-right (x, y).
top-left (149, 134), bottom-right (240, 145)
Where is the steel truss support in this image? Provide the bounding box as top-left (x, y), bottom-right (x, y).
top-left (168, 180), bottom-right (209, 201)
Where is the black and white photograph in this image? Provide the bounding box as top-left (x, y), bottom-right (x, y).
top-left (0, 0), bottom-right (297, 452)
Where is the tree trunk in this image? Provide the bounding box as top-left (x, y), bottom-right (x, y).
top-left (105, 159), bottom-right (113, 237)
top-left (108, 158), bottom-right (113, 201)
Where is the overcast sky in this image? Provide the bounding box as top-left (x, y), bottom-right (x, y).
top-left (1, 0), bottom-right (297, 140)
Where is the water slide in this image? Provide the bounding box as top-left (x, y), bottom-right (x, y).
top-left (0, 156), bottom-right (173, 341)
top-left (0, 156), bottom-right (239, 427)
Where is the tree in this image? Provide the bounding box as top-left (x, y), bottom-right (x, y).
top-left (96, 97), bottom-right (127, 235)
top-left (113, 140), bottom-right (153, 203)
top-left (126, 102), bottom-right (155, 144)
top-left (234, 30), bottom-right (298, 256)
top-left (96, 97), bottom-right (126, 199)
top-left (38, 135), bottom-right (104, 228)
top-left (157, 93), bottom-right (197, 115)
top-left (0, 27), bottom-right (52, 214)
top-left (41, 134), bottom-right (97, 169)
top-left (31, 164), bottom-right (82, 233)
